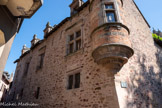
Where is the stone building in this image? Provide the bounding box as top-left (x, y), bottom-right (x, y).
top-left (0, 71), bottom-right (13, 102)
top-left (7, 0), bottom-right (162, 108)
top-left (0, 0), bottom-right (43, 80)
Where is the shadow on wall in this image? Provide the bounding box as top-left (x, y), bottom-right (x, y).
top-left (126, 46), bottom-right (162, 108)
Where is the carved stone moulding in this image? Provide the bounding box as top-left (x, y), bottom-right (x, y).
top-left (92, 43), bottom-right (134, 72)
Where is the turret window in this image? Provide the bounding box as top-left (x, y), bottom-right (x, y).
top-left (105, 4), bottom-right (114, 9)
top-left (106, 12), bottom-right (116, 22)
top-left (104, 4), bottom-right (117, 22)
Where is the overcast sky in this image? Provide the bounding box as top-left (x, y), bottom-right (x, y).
top-left (5, 0), bottom-right (162, 74)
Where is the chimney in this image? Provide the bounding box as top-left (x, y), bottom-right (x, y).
top-left (44, 22), bottom-right (53, 37)
top-left (21, 44), bottom-right (29, 55)
top-left (69, 0), bottom-right (84, 15)
top-left (31, 34), bottom-right (40, 47)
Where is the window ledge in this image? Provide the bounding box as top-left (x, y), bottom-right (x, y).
top-left (67, 88), bottom-right (80, 91)
top-left (65, 48), bottom-right (84, 59)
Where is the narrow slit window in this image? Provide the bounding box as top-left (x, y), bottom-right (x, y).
top-left (76, 39), bottom-right (81, 51)
top-left (75, 73), bottom-right (80, 88)
top-left (70, 34), bottom-right (74, 41)
top-left (24, 63), bottom-right (29, 76)
top-left (68, 75), bottom-right (73, 89)
top-left (35, 87), bottom-right (40, 99)
top-left (69, 43), bottom-right (74, 53)
top-left (37, 53), bottom-right (45, 70)
top-left (76, 30), bottom-right (81, 38)
top-left (40, 53), bottom-right (45, 68)
top-left (20, 89), bottom-right (24, 99)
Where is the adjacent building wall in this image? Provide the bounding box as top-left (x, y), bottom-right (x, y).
top-left (0, 35), bottom-right (16, 80)
top-left (0, 5), bottom-right (21, 80)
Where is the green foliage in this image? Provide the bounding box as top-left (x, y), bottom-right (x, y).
top-left (152, 33), bottom-right (162, 41)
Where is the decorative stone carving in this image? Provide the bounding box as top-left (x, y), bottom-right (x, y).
top-left (31, 34), bottom-right (40, 47)
top-left (21, 44), bottom-right (30, 55)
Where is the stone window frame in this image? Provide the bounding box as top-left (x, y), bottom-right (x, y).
top-left (36, 53), bottom-right (45, 70)
top-left (67, 72), bottom-right (80, 90)
top-left (36, 46), bottom-right (46, 71)
top-left (67, 29), bottom-right (82, 55)
top-left (35, 87), bottom-right (40, 99)
top-left (103, 2), bottom-right (120, 23)
top-left (23, 62), bottom-right (30, 77)
top-left (65, 20), bottom-right (84, 56)
top-left (66, 67), bottom-right (81, 90)
top-left (19, 88), bottom-right (24, 99)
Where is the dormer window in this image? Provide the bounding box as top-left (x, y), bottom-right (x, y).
top-left (69, 0), bottom-right (84, 16)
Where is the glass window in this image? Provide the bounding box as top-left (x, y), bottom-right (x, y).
top-left (69, 43), bottom-right (74, 53)
top-left (69, 34), bottom-right (74, 41)
top-left (68, 75), bottom-right (73, 89)
top-left (75, 73), bottom-right (80, 88)
top-left (105, 3), bottom-right (117, 23)
top-left (76, 30), bottom-right (81, 38)
top-left (35, 87), bottom-right (40, 99)
top-left (24, 63), bottom-right (29, 76)
top-left (67, 73), bottom-right (80, 90)
top-left (37, 53), bottom-right (45, 70)
top-left (106, 12), bottom-right (116, 22)
top-left (76, 39), bottom-right (81, 51)
top-left (40, 53), bottom-right (45, 68)
top-left (105, 4), bottom-right (114, 9)
top-left (67, 30), bottom-right (82, 54)
top-left (20, 89), bottom-right (23, 99)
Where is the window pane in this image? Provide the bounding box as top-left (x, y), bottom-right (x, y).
top-left (106, 12), bottom-right (116, 22)
top-left (75, 73), bottom-right (80, 88)
top-left (105, 4), bottom-right (114, 9)
top-left (76, 30), bottom-right (81, 38)
top-left (68, 75), bottom-right (73, 89)
top-left (69, 34), bottom-right (74, 41)
top-left (76, 39), bottom-right (81, 51)
top-left (40, 53), bottom-right (45, 68)
top-left (24, 63), bottom-right (29, 76)
top-left (36, 87), bottom-right (40, 99)
top-left (69, 43), bottom-right (74, 53)
top-left (12, 92), bottom-right (15, 101)
top-left (20, 89), bottom-right (23, 99)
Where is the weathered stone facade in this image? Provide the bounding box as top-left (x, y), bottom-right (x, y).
top-left (6, 0), bottom-right (162, 108)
